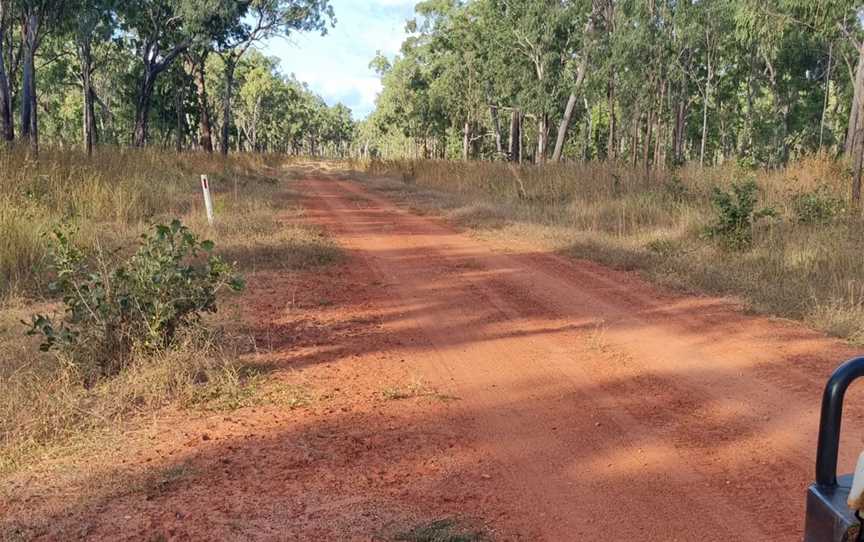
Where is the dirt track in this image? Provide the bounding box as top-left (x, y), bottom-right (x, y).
top-left (298, 174), bottom-right (864, 540)
top-left (9, 171), bottom-right (864, 540)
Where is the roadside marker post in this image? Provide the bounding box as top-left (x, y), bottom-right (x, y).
top-left (201, 174), bottom-right (215, 226)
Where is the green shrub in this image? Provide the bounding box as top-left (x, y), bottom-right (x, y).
top-left (26, 220), bottom-right (244, 379)
top-left (736, 154), bottom-right (758, 170)
top-left (705, 179), bottom-right (776, 250)
top-left (792, 186), bottom-right (845, 224)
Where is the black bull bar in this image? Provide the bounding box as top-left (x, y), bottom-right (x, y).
top-left (805, 357), bottom-right (864, 542)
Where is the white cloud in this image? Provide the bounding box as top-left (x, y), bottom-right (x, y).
top-left (261, 0), bottom-right (417, 119)
top-left (298, 72), bottom-right (383, 111)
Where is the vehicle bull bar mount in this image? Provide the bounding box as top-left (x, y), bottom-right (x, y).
top-left (805, 357), bottom-right (864, 542)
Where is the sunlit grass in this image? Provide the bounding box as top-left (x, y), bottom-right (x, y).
top-left (0, 148), bottom-right (339, 476)
top-left (361, 154), bottom-right (864, 342)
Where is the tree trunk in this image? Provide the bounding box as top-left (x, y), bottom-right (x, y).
top-left (700, 81), bottom-right (710, 167)
top-left (537, 113), bottom-right (548, 164)
top-left (88, 88), bottom-right (98, 144)
top-left (518, 112), bottom-right (524, 163)
top-left (0, 0), bottom-right (12, 142)
top-left (133, 70), bottom-right (156, 147)
top-left (489, 104), bottom-right (503, 156)
top-left (643, 105), bottom-right (654, 177)
top-left (93, 90), bottom-right (113, 143)
top-left (220, 58), bottom-right (236, 156)
top-left (132, 43), bottom-right (190, 147)
top-left (251, 96), bottom-right (261, 151)
top-left (631, 107), bottom-right (640, 168)
top-left (175, 83), bottom-right (185, 152)
top-left (462, 121), bottom-right (470, 161)
top-left (508, 109), bottom-right (520, 162)
top-left (20, 11), bottom-right (39, 151)
top-left (582, 98), bottom-right (591, 162)
top-left (193, 53), bottom-right (213, 153)
top-left (700, 43), bottom-right (714, 167)
top-left (674, 94), bottom-right (687, 163)
top-left (79, 37), bottom-right (95, 156)
top-left (607, 77), bottom-right (616, 159)
top-left (552, 10), bottom-right (596, 164)
top-left (853, 134), bottom-right (864, 205)
top-left (743, 50), bottom-right (756, 156)
top-left (820, 42), bottom-right (833, 148)
top-left (552, 93), bottom-right (578, 163)
top-left (0, 58), bottom-right (11, 142)
top-left (845, 42), bottom-right (864, 158)
top-left (850, 48), bottom-right (864, 205)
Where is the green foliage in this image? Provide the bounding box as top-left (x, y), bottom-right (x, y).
top-left (362, 0), bottom-right (863, 170)
top-left (26, 220), bottom-right (244, 378)
top-left (792, 186), bottom-right (845, 224)
top-left (705, 179), bottom-right (776, 250)
top-left (207, 51), bottom-right (353, 155)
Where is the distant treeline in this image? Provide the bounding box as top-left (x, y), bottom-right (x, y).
top-left (0, 0), bottom-right (355, 157)
top-left (361, 1), bottom-right (864, 198)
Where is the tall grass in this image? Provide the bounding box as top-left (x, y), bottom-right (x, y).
top-left (0, 148), bottom-right (291, 297)
top-left (364, 154), bottom-right (864, 342)
top-left (0, 148), bottom-right (335, 475)
top-left (0, 324), bottom-right (255, 475)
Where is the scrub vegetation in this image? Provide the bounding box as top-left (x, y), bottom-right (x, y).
top-left (0, 150), bottom-right (342, 475)
top-left (353, 0), bottom-right (864, 343)
top-left (362, 155), bottom-right (864, 343)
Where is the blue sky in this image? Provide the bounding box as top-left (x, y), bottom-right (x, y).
top-left (261, 0), bottom-right (419, 120)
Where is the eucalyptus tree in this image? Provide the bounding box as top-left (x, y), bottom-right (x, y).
top-left (369, 44), bottom-right (449, 159)
top-left (214, 0), bottom-right (334, 156)
top-left (796, 1), bottom-right (864, 200)
top-left (416, 0), bottom-right (489, 160)
top-left (16, 0), bottom-right (71, 151)
top-left (551, 0), bottom-right (603, 163)
top-left (326, 103), bottom-right (354, 156)
top-left (234, 51), bottom-right (280, 151)
top-left (120, 0), bottom-right (232, 147)
top-left (71, 0), bottom-right (115, 156)
top-left (759, 0), bottom-right (864, 198)
top-left (490, 0), bottom-right (575, 163)
top-left (0, 0), bottom-right (12, 141)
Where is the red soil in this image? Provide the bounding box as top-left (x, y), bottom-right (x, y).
top-left (7, 172), bottom-right (864, 541)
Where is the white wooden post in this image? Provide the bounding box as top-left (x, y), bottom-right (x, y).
top-left (200, 174), bottom-right (215, 226)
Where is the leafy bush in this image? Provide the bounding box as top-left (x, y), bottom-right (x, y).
top-left (792, 186), bottom-right (845, 224)
top-left (26, 220), bottom-right (244, 378)
top-left (736, 154), bottom-right (758, 170)
top-left (705, 179), bottom-right (776, 250)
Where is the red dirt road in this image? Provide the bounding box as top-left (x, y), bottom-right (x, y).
top-left (8, 171), bottom-right (864, 541)
top-left (298, 174), bottom-right (864, 540)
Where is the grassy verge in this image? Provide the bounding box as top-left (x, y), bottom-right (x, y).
top-left (0, 149), bottom-right (340, 476)
top-left (359, 155), bottom-right (864, 343)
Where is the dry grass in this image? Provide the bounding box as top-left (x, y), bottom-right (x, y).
top-left (0, 323), bottom-right (259, 475)
top-left (361, 154), bottom-right (864, 343)
top-left (0, 148), bottom-right (291, 296)
top-left (0, 148), bottom-right (340, 477)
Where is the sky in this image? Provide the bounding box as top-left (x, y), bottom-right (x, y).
top-left (261, 0), bottom-right (419, 120)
